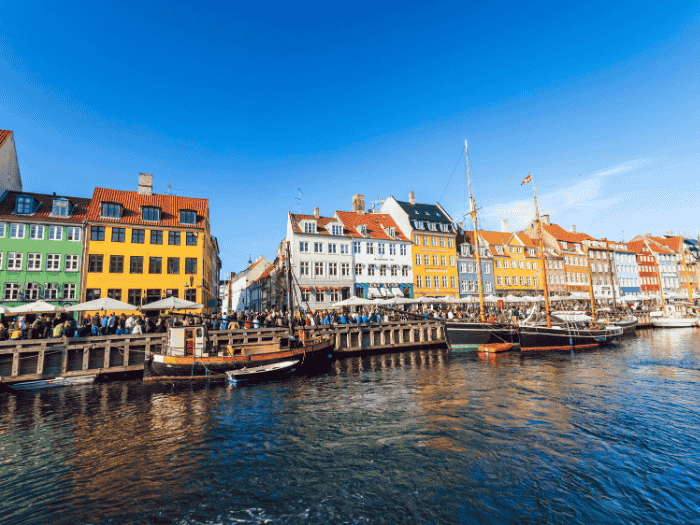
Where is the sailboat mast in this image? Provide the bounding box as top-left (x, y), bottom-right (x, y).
top-left (465, 140), bottom-right (486, 323)
top-left (649, 240), bottom-right (667, 316)
top-left (531, 179), bottom-right (552, 328)
top-left (679, 234), bottom-right (694, 304)
top-left (585, 248), bottom-right (597, 324)
top-left (606, 242), bottom-right (618, 309)
top-left (285, 241), bottom-right (295, 334)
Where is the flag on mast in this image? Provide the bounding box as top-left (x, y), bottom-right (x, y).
top-left (521, 174), bottom-right (532, 185)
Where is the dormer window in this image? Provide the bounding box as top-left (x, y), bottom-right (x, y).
top-left (429, 222), bottom-right (437, 231)
top-left (331, 224), bottom-right (343, 236)
top-left (561, 242), bottom-right (568, 248)
top-left (461, 244), bottom-right (471, 256)
top-left (388, 227), bottom-right (395, 238)
top-left (440, 224), bottom-right (449, 232)
top-left (303, 221), bottom-right (317, 234)
top-left (142, 206), bottom-right (160, 222)
top-left (528, 248), bottom-right (535, 256)
top-left (415, 221), bottom-right (424, 229)
top-left (358, 224), bottom-right (367, 236)
top-left (179, 210), bottom-right (197, 224)
top-left (496, 245), bottom-right (504, 255)
top-left (15, 195), bottom-right (33, 214)
top-left (51, 198), bottom-right (70, 217)
top-left (101, 202), bottom-right (121, 218)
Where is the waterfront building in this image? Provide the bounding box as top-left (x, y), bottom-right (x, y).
top-left (249, 253), bottom-right (287, 313)
top-left (484, 228), bottom-right (542, 296)
top-left (628, 240), bottom-right (665, 295)
top-left (0, 130), bottom-right (22, 195)
top-left (607, 241), bottom-right (641, 296)
top-left (229, 257), bottom-right (272, 312)
top-left (630, 235), bottom-right (680, 292)
top-left (543, 248), bottom-right (567, 295)
top-left (82, 174), bottom-right (218, 314)
top-left (454, 224), bottom-right (495, 297)
top-left (336, 200), bottom-right (413, 299)
top-left (380, 192), bottom-right (458, 297)
top-left (0, 191), bottom-right (89, 310)
top-left (582, 237), bottom-right (618, 302)
top-left (286, 208), bottom-right (354, 310)
top-left (646, 234), bottom-right (698, 296)
top-left (522, 216), bottom-right (590, 293)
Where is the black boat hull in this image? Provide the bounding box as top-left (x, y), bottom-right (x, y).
top-left (445, 322), bottom-right (520, 352)
top-left (519, 325), bottom-right (622, 353)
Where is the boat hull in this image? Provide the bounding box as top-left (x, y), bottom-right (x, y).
top-left (598, 316), bottom-right (638, 335)
top-left (7, 375), bottom-right (97, 391)
top-left (145, 337), bottom-right (335, 379)
top-left (651, 317), bottom-right (699, 328)
top-left (226, 360), bottom-right (300, 383)
top-left (445, 322), bottom-right (520, 353)
top-left (519, 325), bottom-right (623, 353)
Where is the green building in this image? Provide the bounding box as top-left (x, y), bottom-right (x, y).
top-left (0, 191), bottom-right (89, 310)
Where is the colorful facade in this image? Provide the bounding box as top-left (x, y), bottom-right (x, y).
top-left (455, 227), bottom-right (495, 297)
top-left (82, 175), bottom-right (215, 314)
top-left (0, 191), bottom-right (88, 310)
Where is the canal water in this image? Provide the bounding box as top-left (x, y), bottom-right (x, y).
top-left (1, 328), bottom-right (699, 525)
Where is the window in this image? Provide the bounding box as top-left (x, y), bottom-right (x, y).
top-left (300, 261), bottom-right (310, 276)
top-left (185, 258), bottom-right (197, 274)
top-left (366, 243), bottom-right (374, 255)
top-left (440, 237), bottom-right (445, 248)
top-left (46, 254), bottom-right (61, 271)
top-left (88, 254), bottom-right (103, 272)
top-left (186, 232), bottom-right (198, 246)
top-left (142, 207), bottom-right (160, 222)
top-left (440, 256), bottom-right (446, 266)
top-left (460, 262), bottom-right (467, 273)
top-left (304, 222), bottom-right (316, 234)
top-left (24, 283), bottom-right (41, 300)
top-left (379, 265), bottom-right (387, 276)
top-left (145, 289), bottom-right (161, 304)
top-left (378, 244), bottom-right (385, 255)
top-left (503, 260), bottom-right (509, 269)
top-left (129, 256), bottom-right (143, 274)
top-left (441, 224), bottom-right (449, 232)
top-left (368, 264), bottom-right (375, 276)
top-left (402, 266), bottom-right (409, 277)
top-left (107, 289), bottom-right (122, 301)
top-left (65, 254), bottom-right (79, 272)
top-left (353, 241), bottom-right (361, 254)
top-left (484, 263), bottom-right (491, 274)
top-left (416, 275), bottom-right (423, 288)
top-left (355, 263), bottom-right (362, 276)
top-left (431, 237), bottom-right (437, 247)
top-left (424, 275), bottom-right (431, 288)
top-left (313, 289), bottom-right (325, 302)
top-left (149, 257), bottom-right (162, 274)
top-left (47, 225), bottom-right (63, 241)
top-left (10, 224), bottom-right (25, 239)
top-left (7, 252), bottom-right (22, 271)
top-left (496, 245), bottom-right (504, 255)
top-left (128, 289), bottom-right (142, 307)
top-left (415, 253), bottom-right (422, 265)
top-left (328, 243), bottom-right (337, 254)
top-left (150, 230), bottom-right (163, 245)
top-left (91, 226), bottom-right (105, 241)
top-left (461, 280), bottom-right (468, 292)
top-left (527, 277), bottom-right (532, 286)
top-left (110, 227), bottom-right (125, 243)
top-left (450, 276), bottom-right (456, 288)
top-left (51, 199), bottom-right (69, 217)
top-left (167, 231), bottom-right (180, 246)
top-left (329, 262), bottom-right (338, 276)
top-left (448, 239), bottom-right (453, 248)
top-left (330, 289), bottom-right (340, 302)
top-left (27, 253), bottom-right (42, 271)
top-left (341, 263), bottom-right (350, 276)
top-left (0, 224), bottom-right (4, 237)
top-left (180, 210), bottom-right (197, 224)
top-left (429, 222), bottom-right (436, 231)
top-left (416, 221), bottom-right (424, 229)
top-left (167, 257), bottom-right (180, 274)
top-left (423, 236), bottom-right (429, 246)
top-left (529, 248), bottom-right (535, 256)
top-left (389, 244), bottom-right (396, 255)
top-left (300, 289), bottom-right (310, 302)
top-left (433, 255), bottom-right (439, 266)
top-left (86, 288), bottom-right (101, 301)
top-left (67, 227), bottom-right (81, 241)
top-left (424, 254), bottom-right (430, 265)
top-left (16, 196), bottom-right (33, 214)
top-left (391, 265), bottom-right (398, 277)
top-left (400, 245), bottom-right (407, 256)
top-left (63, 283), bottom-right (77, 300)
top-left (29, 225), bottom-right (44, 240)
top-left (299, 241), bottom-right (309, 252)
top-left (340, 244), bottom-right (349, 254)
top-left (132, 229), bottom-right (145, 243)
top-left (331, 224), bottom-right (343, 236)
top-left (184, 289), bottom-right (197, 303)
top-left (414, 235), bottom-right (420, 245)
top-left (442, 276), bottom-right (448, 288)
top-left (101, 203), bottom-right (121, 218)
top-left (314, 242), bottom-right (323, 253)
top-left (314, 262), bottom-right (324, 277)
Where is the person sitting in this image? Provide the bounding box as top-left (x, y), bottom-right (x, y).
top-left (0, 321), bottom-right (8, 341)
top-left (131, 320), bottom-right (144, 334)
top-left (53, 322), bottom-right (64, 338)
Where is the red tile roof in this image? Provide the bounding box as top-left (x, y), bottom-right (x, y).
top-left (649, 236), bottom-right (681, 252)
top-left (335, 211), bottom-right (409, 241)
top-left (543, 223), bottom-right (594, 243)
top-left (290, 213), bottom-right (338, 236)
top-left (0, 130), bottom-right (11, 149)
top-left (0, 191), bottom-right (91, 223)
top-left (86, 188), bottom-right (207, 228)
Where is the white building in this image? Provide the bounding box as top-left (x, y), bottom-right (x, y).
top-left (0, 130), bottom-right (22, 195)
top-left (227, 257), bottom-right (272, 312)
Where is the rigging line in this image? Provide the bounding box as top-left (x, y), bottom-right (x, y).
top-left (437, 148), bottom-right (466, 205)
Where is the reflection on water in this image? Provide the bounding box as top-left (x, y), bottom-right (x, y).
top-left (2, 330), bottom-right (700, 524)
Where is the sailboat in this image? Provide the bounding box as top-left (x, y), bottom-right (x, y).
top-left (444, 141), bottom-right (520, 353)
top-left (517, 175), bottom-right (623, 352)
top-left (651, 235), bottom-right (699, 328)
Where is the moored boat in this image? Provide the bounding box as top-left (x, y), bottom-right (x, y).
top-left (3, 374), bottom-right (97, 391)
top-left (226, 359), bottom-right (300, 384)
top-left (651, 317), bottom-right (699, 328)
top-left (445, 321), bottom-right (519, 352)
top-left (519, 324), bottom-right (623, 353)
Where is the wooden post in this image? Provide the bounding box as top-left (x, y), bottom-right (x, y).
top-left (37, 344), bottom-right (47, 375)
top-left (410, 327), bottom-right (415, 343)
top-left (104, 342), bottom-right (111, 369)
top-left (380, 330), bottom-right (386, 346)
top-left (335, 331), bottom-right (342, 349)
top-left (61, 349), bottom-right (69, 373)
top-left (346, 332), bottom-right (352, 348)
top-left (82, 347), bottom-right (90, 370)
top-left (11, 351), bottom-right (19, 377)
top-left (419, 327), bottom-right (425, 343)
top-left (390, 329), bottom-right (395, 345)
top-left (399, 329), bottom-right (405, 344)
top-left (123, 342), bottom-right (130, 367)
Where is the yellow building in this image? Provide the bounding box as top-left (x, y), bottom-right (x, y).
top-left (381, 194), bottom-right (459, 297)
top-left (81, 175), bottom-right (216, 314)
top-left (481, 231), bottom-right (543, 296)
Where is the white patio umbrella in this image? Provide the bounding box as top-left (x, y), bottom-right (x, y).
top-left (619, 294), bottom-right (640, 301)
top-left (524, 296), bottom-right (544, 302)
top-left (455, 296), bottom-right (478, 304)
top-left (0, 304), bottom-right (14, 314)
top-left (65, 297), bottom-right (140, 312)
top-left (140, 296), bottom-right (204, 310)
top-left (505, 294), bottom-right (527, 303)
top-left (9, 301), bottom-right (67, 314)
top-left (482, 294), bottom-right (499, 302)
top-left (331, 296), bottom-right (375, 308)
top-left (636, 294), bottom-right (652, 301)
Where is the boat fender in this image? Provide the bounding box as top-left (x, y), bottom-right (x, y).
top-left (569, 338), bottom-right (573, 346)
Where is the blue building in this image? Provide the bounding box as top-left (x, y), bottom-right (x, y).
top-left (610, 242), bottom-right (641, 296)
top-left (455, 225), bottom-right (496, 298)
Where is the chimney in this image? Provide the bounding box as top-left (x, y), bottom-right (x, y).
top-left (138, 173), bottom-right (153, 195)
top-left (409, 191), bottom-right (415, 205)
top-left (352, 194), bottom-right (365, 214)
top-left (666, 231), bottom-right (673, 236)
top-left (541, 214), bottom-right (550, 225)
top-left (313, 207), bottom-right (320, 218)
top-left (569, 225), bottom-right (577, 233)
top-left (501, 219), bottom-right (509, 233)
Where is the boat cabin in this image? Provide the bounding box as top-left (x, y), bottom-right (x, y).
top-left (166, 326), bottom-right (210, 357)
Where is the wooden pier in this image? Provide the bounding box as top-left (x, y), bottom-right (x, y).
top-left (0, 320), bottom-right (445, 385)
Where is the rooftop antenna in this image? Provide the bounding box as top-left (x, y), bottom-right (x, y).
top-left (167, 184), bottom-right (172, 195)
top-left (297, 187), bottom-right (302, 213)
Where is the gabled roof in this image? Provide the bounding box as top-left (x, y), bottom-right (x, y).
top-left (650, 236), bottom-right (681, 252)
top-left (543, 223), bottom-right (594, 244)
top-left (0, 130), bottom-right (11, 149)
top-left (335, 211), bottom-right (409, 241)
top-left (0, 191), bottom-right (90, 223)
top-left (86, 188), bottom-right (207, 228)
top-left (289, 213), bottom-right (341, 236)
top-left (394, 200), bottom-right (453, 229)
top-left (508, 232), bottom-right (537, 250)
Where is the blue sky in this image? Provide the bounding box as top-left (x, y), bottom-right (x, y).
top-left (1, 1), bottom-right (699, 274)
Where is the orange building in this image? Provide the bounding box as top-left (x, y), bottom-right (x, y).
top-left (81, 174), bottom-right (216, 314)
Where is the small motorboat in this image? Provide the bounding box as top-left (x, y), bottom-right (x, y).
top-left (226, 360), bottom-right (300, 384)
top-left (4, 374), bottom-right (97, 391)
top-left (651, 317), bottom-right (699, 328)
